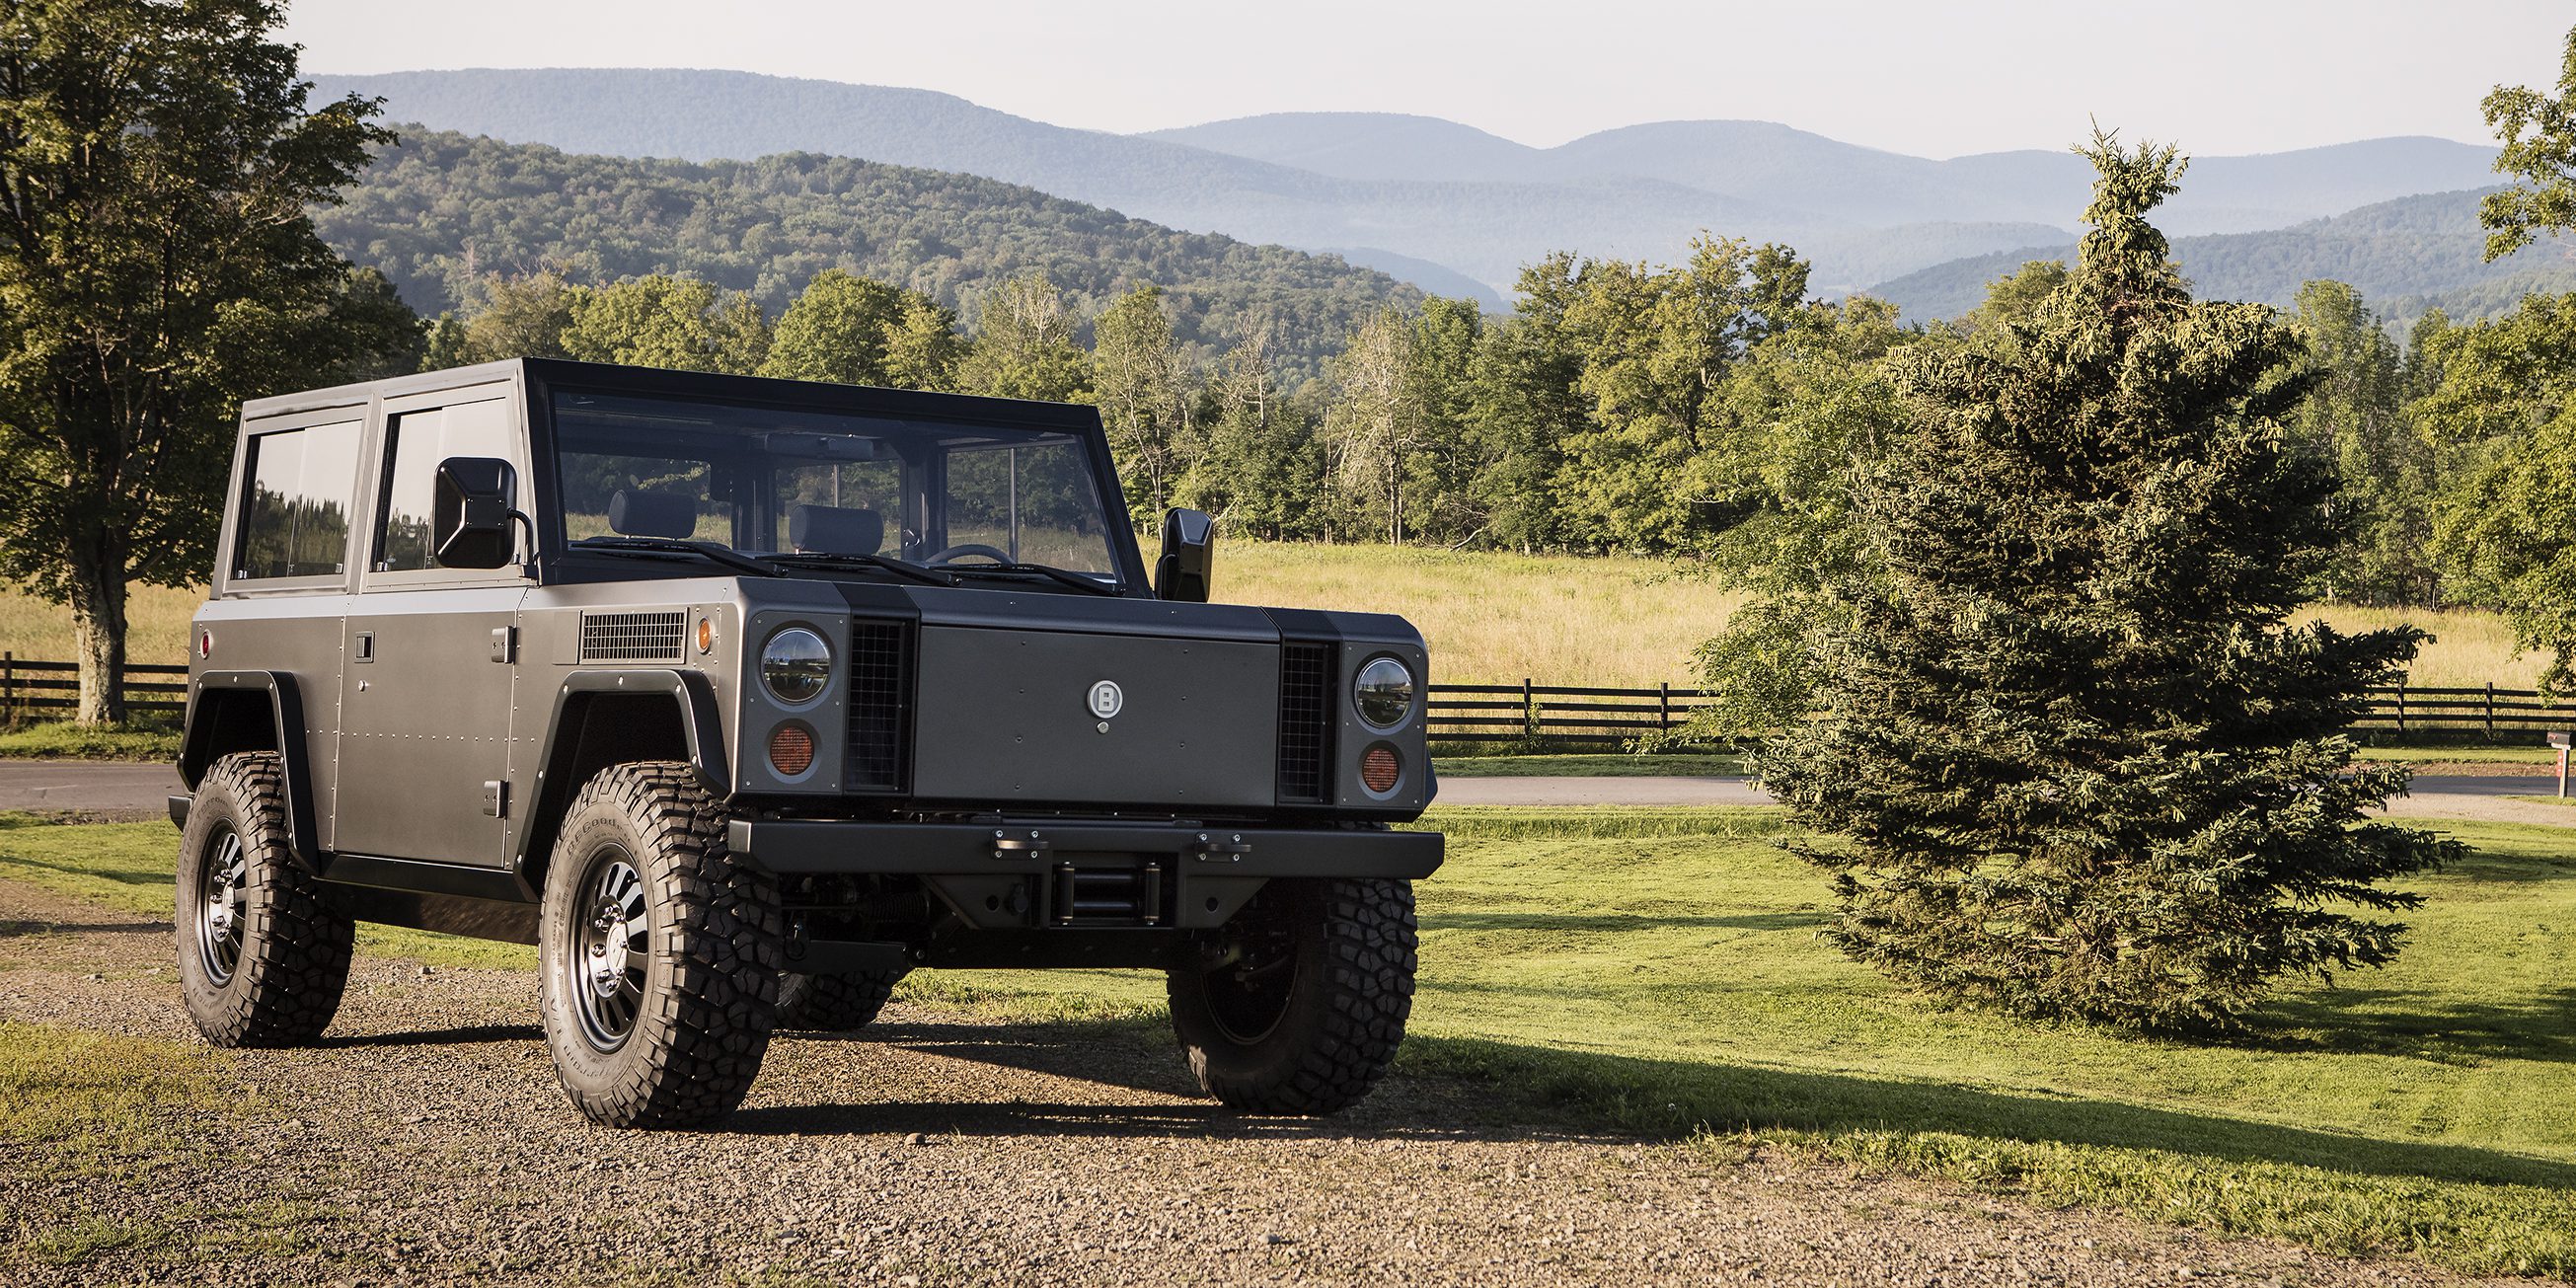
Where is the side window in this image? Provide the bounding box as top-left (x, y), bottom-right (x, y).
top-left (233, 421), bottom-right (361, 580)
top-left (374, 399), bottom-right (517, 572)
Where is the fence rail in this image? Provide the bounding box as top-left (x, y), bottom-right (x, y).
top-left (4, 653), bottom-right (2573, 742)
top-left (0, 653), bottom-right (189, 716)
top-left (1426, 680), bottom-right (2576, 745)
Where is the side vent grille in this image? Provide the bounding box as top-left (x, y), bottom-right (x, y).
top-left (580, 610), bottom-right (686, 662)
top-left (845, 619), bottom-right (911, 792)
top-left (1277, 642), bottom-right (1334, 804)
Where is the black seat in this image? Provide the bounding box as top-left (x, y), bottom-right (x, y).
top-left (607, 490), bottom-right (698, 540)
top-left (789, 504), bottom-right (883, 555)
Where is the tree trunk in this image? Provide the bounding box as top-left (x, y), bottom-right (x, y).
top-left (67, 563), bottom-right (128, 725)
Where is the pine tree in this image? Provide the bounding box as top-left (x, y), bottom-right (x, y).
top-left (1762, 134), bottom-right (2460, 1031)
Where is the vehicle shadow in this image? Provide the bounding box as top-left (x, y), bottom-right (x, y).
top-left (738, 1017), bottom-right (2576, 1191)
top-left (0, 917), bottom-right (172, 937)
top-left (318, 1023), bottom-right (545, 1049)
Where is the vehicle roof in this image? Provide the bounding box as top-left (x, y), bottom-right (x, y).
top-left (239, 357), bottom-right (1108, 436)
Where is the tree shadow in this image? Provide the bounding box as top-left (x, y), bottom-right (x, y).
top-left (746, 1018), bottom-right (2576, 1193)
top-left (2251, 986), bottom-right (2576, 1065)
top-left (0, 854), bottom-right (171, 889)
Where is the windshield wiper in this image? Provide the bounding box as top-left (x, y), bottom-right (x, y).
top-left (937, 561), bottom-right (1125, 597)
top-left (766, 551), bottom-right (957, 587)
top-left (568, 536), bottom-right (782, 578)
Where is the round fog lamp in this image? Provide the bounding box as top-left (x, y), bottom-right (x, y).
top-left (1353, 656), bottom-right (1415, 729)
top-left (769, 723), bottom-right (816, 778)
top-left (760, 627), bottom-right (831, 705)
top-left (1361, 744), bottom-right (1402, 795)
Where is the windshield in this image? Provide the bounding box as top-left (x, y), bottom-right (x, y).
top-left (547, 391), bottom-right (1128, 583)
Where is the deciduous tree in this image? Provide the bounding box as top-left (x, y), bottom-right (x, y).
top-left (0, 0), bottom-right (415, 720)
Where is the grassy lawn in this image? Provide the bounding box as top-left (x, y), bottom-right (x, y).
top-left (0, 720), bottom-right (181, 762)
top-left (4, 807), bottom-right (2574, 1273)
top-left (0, 557), bottom-right (2555, 691)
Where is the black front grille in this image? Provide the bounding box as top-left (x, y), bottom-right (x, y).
top-left (580, 610), bottom-right (686, 662)
top-left (1277, 642), bottom-right (1334, 803)
top-left (845, 620), bottom-right (911, 792)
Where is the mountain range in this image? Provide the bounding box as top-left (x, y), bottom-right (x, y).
top-left (309, 67), bottom-right (2532, 322)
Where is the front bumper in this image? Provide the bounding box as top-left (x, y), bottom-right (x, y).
top-left (728, 817), bottom-right (1443, 879)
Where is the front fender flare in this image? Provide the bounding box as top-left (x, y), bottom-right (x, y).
top-left (512, 669), bottom-right (729, 876)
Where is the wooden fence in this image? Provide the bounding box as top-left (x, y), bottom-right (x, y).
top-left (1426, 680), bottom-right (2576, 745)
top-left (0, 653), bottom-right (189, 718)
top-left (1, 656), bottom-right (2570, 743)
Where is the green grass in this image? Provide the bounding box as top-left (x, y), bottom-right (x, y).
top-left (7, 807), bottom-right (2576, 1273)
top-left (0, 815), bottom-right (533, 968)
top-left (1432, 752), bottom-right (1750, 778)
top-left (0, 719), bottom-right (180, 761)
top-left (895, 806), bottom-right (2576, 1276)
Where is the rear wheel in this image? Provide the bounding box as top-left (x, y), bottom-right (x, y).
top-left (1167, 877), bottom-right (1416, 1114)
top-left (176, 752), bottom-right (353, 1047)
top-left (776, 966), bottom-right (907, 1031)
top-left (536, 762), bottom-right (782, 1128)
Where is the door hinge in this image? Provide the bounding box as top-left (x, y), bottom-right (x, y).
top-left (490, 626), bottom-right (516, 664)
top-left (483, 780), bottom-right (509, 818)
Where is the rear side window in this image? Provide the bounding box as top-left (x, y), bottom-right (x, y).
top-left (234, 421), bottom-right (361, 580)
top-left (374, 399), bottom-right (518, 572)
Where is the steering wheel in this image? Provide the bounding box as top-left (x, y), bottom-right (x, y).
top-left (926, 543), bottom-right (1013, 566)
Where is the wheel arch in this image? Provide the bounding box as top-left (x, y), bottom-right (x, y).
top-left (514, 669), bottom-right (729, 889)
top-left (180, 670), bottom-right (320, 871)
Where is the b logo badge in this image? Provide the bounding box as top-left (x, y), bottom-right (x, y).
top-left (1088, 680), bottom-right (1123, 720)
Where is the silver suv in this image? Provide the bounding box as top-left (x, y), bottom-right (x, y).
top-left (170, 358), bottom-right (1440, 1127)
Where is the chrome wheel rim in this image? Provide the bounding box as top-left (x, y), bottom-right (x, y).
top-left (568, 850), bottom-right (648, 1052)
top-left (196, 826), bottom-right (249, 985)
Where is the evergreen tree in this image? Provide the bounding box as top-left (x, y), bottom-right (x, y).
top-left (2286, 280), bottom-right (2437, 605)
top-left (1764, 134), bottom-right (2458, 1030)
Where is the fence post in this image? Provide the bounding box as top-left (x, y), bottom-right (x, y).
top-left (2, 650), bottom-right (11, 727)
top-left (2395, 683), bottom-right (2406, 737)
top-left (2487, 682), bottom-right (2496, 740)
top-left (1659, 681), bottom-right (1672, 731)
top-left (1522, 677), bottom-right (1537, 740)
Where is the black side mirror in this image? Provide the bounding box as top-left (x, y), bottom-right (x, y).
top-left (1155, 507), bottom-right (1215, 602)
top-left (433, 457), bottom-right (521, 570)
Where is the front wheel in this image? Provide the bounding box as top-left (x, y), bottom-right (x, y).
top-left (1166, 877), bottom-right (1417, 1114)
top-left (536, 762), bottom-right (782, 1128)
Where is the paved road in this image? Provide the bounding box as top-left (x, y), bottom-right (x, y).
top-left (2, 759), bottom-right (2565, 826)
top-left (0, 759), bottom-right (183, 816)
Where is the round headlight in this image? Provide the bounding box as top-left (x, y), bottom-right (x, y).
top-left (1353, 655), bottom-right (1415, 730)
top-left (760, 627), bottom-right (832, 706)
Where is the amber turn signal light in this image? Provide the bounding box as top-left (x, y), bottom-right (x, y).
top-left (1361, 744), bottom-right (1402, 794)
top-left (696, 616), bottom-right (716, 654)
top-left (768, 723), bottom-right (815, 778)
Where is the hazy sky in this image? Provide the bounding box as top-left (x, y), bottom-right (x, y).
top-left (281, 0), bottom-right (2569, 157)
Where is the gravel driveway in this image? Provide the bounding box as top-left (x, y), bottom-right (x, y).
top-left (0, 878), bottom-right (2481, 1287)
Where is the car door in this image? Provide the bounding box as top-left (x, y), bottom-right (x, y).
top-left (334, 384), bottom-right (531, 867)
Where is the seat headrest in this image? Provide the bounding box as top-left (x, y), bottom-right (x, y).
top-left (608, 490), bottom-right (699, 540)
top-left (789, 504), bottom-right (883, 556)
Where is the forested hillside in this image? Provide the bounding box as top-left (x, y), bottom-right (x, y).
top-left (1872, 189), bottom-right (2576, 324)
top-left (314, 129), bottom-right (1422, 379)
top-left (312, 69), bottom-right (2506, 298)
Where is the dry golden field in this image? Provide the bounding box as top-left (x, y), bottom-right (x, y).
top-left (0, 546), bottom-right (2546, 691)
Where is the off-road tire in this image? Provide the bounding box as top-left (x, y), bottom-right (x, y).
top-left (536, 762), bottom-right (782, 1129)
top-left (777, 966), bottom-right (907, 1031)
top-left (176, 752), bottom-right (354, 1047)
top-left (1167, 876), bottom-right (1416, 1114)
